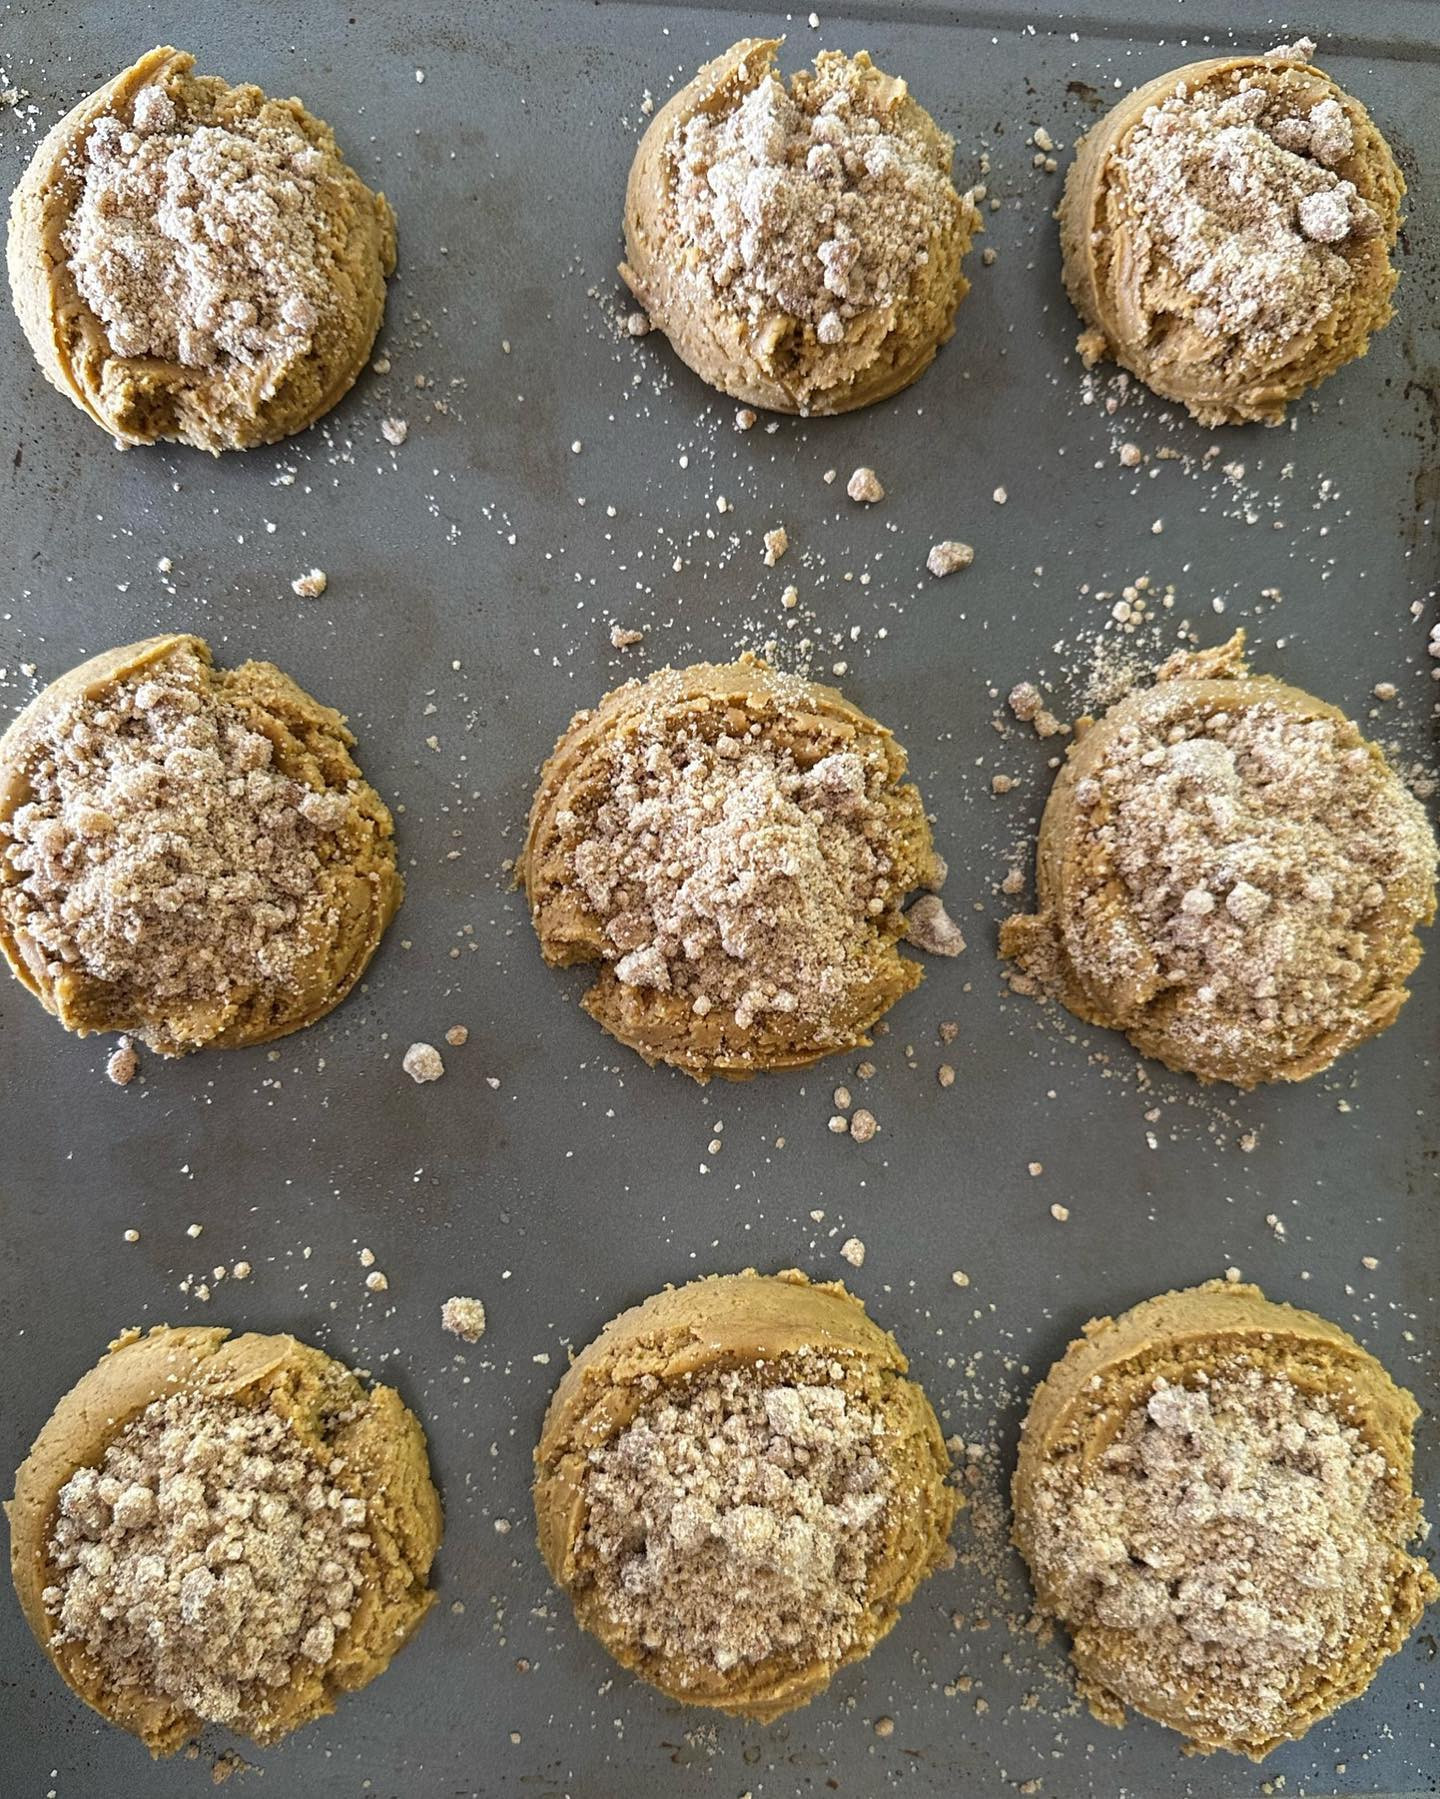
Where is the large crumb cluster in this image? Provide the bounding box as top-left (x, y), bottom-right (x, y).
top-left (45, 1390), bottom-right (367, 1729)
top-left (1065, 696), bottom-right (1435, 1069)
top-left (672, 52), bottom-right (959, 333)
top-left (1, 649), bottom-right (352, 1008)
top-left (66, 81), bottom-right (335, 375)
top-left (566, 703), bottom-right (910, 1032)
top-left (1114, 51), bottom-right (1380, 360)
top-left (1028, 1364), bottom-right (1408, 1745)
top-left (581, 1362), bottom-right (890, 1676)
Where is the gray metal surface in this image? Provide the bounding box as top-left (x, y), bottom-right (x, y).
top-left (0, 1), bottom-right (1437, 1794)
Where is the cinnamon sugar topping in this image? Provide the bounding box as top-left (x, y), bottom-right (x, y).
top-left (44, 1390), bottom-right (367, 1731)
top-left (579, 1361), bottom-right (890, 1678)
top-left (1026, 1363), bottom-right (1423, 1746)
top-left (672, 51), bottom-right (962, 332)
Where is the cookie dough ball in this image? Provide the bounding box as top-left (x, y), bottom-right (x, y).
top-left (0, 634), bottom-right (402, 1054)
top-left (1013, 1281), bottom-right (1437, 1758)
top-left (521, 655), bottom-right (946, 1079)
top-left (1060, 39), bottom-right (1403, 424)
top-left (8, 1324), bottom-right (442, 1754)
top-left (534, 1270), bottom-right (957, 1719)
top-left (8, 45), bottom-right (396, 451)
top-left (622, 38), bottom-right (979, 414)
top-left (1000, 633), bottom-right (1436, 1086)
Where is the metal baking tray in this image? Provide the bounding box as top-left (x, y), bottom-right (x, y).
top-left (1, 2), bottom-right (1436, 1794)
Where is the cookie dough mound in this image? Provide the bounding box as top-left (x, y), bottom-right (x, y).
top-left (8, 45), bottom-right (396, 451)
top-left (521, 655), bottom-right (945, 1079)
top-left (1060, 39), bottom-right (1403, 424)
top-left (8, 1324), bottom-right (441, 1754)
top-left (622, 38), bottom-right (979, 414)
top-left (1000, 633), bottom-right (1436, 1086)
top-left (534, 1270), bottom-right (956, 1719)
top-left (0, 634), bottom-right (402, 1054)
top-left (1013, 1281), bottom-right (1437, 1758)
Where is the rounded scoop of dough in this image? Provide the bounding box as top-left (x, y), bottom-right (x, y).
top-left (7, 1324), bottom-right (442, 1754)
top-left (7, 45), bottom-right (396, 451)
top-left (1059, 44), bottom-right (1403, 424)
top-left (0, 633), bottom-right (403, 1054)
top-left (534, 1269), bottom-right (957, 1719)
top-left (1000, 632), bottom-right (1436, 1086)
top-left (521, 655), bottom-right (945, 1080)
top-left (1013, 1281), bottom-right (1438, 1758)
top-left (622, 38), bottom-right (978, 414)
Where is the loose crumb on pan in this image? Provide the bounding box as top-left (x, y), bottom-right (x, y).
top-left (846, 466), bottom-right (884, 503)
top-left (44, 1388), bottom-right (367, 1731)
top-left (106, 1036), bottom-right (139, 1086)
top-left (579, 1360), bottom-right (891, 1679)
top-left (443, 1025), bottom-right (469, 1047)
top-left (904, 894), bottom-right (966, 956)
top-left (763, 526), bottom-right (789, 565)
top-left (291, 568), bottom-right (327, 598)
top-left (402, 1042), bottom-right (444, 1083)
top-left (926, 540), bottom-right (973, 577)
top-left (840, 1236), bottom-right (866, 1267)
top-left (441, 1295), bottom-right (486, 1342)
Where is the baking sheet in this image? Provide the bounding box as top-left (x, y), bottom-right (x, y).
top-left (0, 1), bottom-right (1437, 1794)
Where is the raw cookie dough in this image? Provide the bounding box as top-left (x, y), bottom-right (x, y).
top-left (0, 633), bottom-right (402, 1054)
top-left (1013, 1281), bottom-right (1437, 1758)
top-left (1060, 39), bottom-right (1403, 424)
top-left (8, 1324), bottom-right (441, 1754)
top-left (521, 655), bottom-right (946, 1080)
top-left (1000, 633), bottom-right (1436, 1086)
top-left (534, 1270), bottom-right (957, 1719)
top-left (622, 38), bottom-right (978, 414)
top-left (8, 45), bottom-right (396, 451)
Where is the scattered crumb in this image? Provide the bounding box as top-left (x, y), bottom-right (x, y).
top-left (442, 1295), bottom-right (487, 1342)
top-left (927, 540), bottom-right (974, 578)
top-left (380, 417), bottom-right (409, 446)
top-left (609, 624), bottom-right (646, 649)
top-left (840, 1237), bottom-right (866, 1268)
top-left (1050, 1203), bottom-right (1070, 1223)
top-left (905, 894), bottom-right (966, 956)
top-left (763, 526), bottom-right (789, 566)
top-left (290, 567), bottom-right (327, 598)
top-left (846, 466), bottom-right (884, 504)
top-left (402, 1042), bottom-right (445, 1083)
top-left (444, 1025), bottom-right (469, 1047)
top-left (849, 1108), bottom-right (878, 1144)
top-left (106, 1037), bottom-right (139, 1087)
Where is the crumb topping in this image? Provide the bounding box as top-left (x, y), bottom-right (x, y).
top-left (1, 649), bottom-right (354, 1012)
top-left (44, 1389), bottom-right (367, 1730)
top-left (560, 683), bottom-right (923, 1035)
top-left (1063, 691), bottom-right (1435, 1071)
top-left (65, 79), bottom-right (339, 381)
top-left (1112, 62), bottom-right (1382, 368)
top-left (1027, 1363), bottom-right (1419, 1745)
top-left (580, 1361), bottom-right (891, 1677)
top-left (672, 51), bottom-right (960, 333)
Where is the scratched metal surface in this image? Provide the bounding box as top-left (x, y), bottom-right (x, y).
top-left (0, 1), bottom-right (1436, 1795)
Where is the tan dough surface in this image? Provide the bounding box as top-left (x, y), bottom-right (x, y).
top-left (1059, 48), bottom-right (1403, 424)
top-left (1013, 1281), bottom-right (1438, 1757)
top-left (7, 45), bottom-right (396, 452)
top-left (999, 634), bottom-right (1436, 1086)
top-left (0, 633), bottom-right (402, 1053)
top-left (520, 654), bottom-right (943, 1080)
top-left (621, 38), bottom-right (977, 414)
top-left (534, 1270), bottom-right (958, 1720)
top-left (7, 1324), bottom-right (442, 1755)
